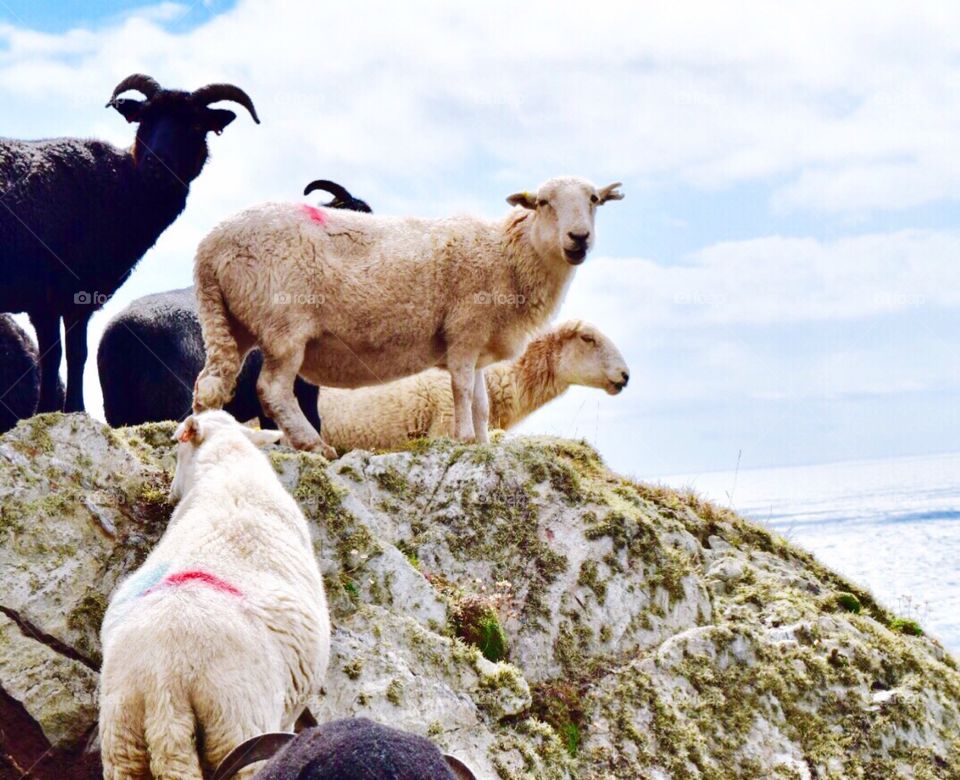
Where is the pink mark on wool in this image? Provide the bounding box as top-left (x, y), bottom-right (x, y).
top-left (302, 205), bottom-right (326, 225)
top-left (144, 570), bottom-right (243, 598)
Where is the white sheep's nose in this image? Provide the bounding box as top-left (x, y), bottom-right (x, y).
top-left (563, 230), bottom-right (592, 264)
top-left (613, 370), bottom-right (629, 391)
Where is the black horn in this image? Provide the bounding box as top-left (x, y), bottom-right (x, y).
top-left (304, 179), bottom-right (353, 201)
top-left (191, 83), bottom-right (261, 124)
top-left (211, 732), bottom-right (295, 780)
top-left (303, 179), bottom-right (372, 213)
top-left (106, 73), bottom-right (162, 106)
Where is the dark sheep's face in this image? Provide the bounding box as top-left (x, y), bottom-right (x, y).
top-left (113, 91), bottom-right (236, 185)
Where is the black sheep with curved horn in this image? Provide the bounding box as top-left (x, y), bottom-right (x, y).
top-left (304, 179), bottom-right (372, 213)
top-left (0, 73), bottom-right (259, 415)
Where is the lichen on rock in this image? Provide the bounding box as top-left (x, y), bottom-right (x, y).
top-left (1, 414), bottom-right (959, 779)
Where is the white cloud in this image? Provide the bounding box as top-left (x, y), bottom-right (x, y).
top-left (548, 229), bottom-right (960, 418)
top-left (2, 1), bottom-right (960, 472)
top-left (564, 230), bottom-right (960, 332)
top-left (3, 1), bottom-right (960, 212)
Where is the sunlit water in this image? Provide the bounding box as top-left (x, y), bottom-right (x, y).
top-left (659, 452), bottom-right (960, 654)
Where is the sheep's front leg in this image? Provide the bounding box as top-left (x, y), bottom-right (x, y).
top-left (448, 360), bottom-right (477, 442)
top-left (63, 309), bottom-right (92, 413)
top-left (472, 367), bottom-right (489, 444)
top-left (30, 311), bottom-right (63, 413)
top-left (256, 376), bottom-right (320, 433)
top-left (257, 347), bottom-right (337, 458)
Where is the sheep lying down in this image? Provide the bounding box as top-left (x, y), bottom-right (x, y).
top-left (98, 410), bottom-right (329, 780)
top-left (318, 320), bottom-right (630, 452)
top-left (192, 176), bottom-right (623, 457)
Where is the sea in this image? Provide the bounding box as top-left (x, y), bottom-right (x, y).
top-left (659, 452), bottom-right (960, 655)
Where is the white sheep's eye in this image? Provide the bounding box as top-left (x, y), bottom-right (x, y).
top-left (580, 334), bottom-right (596, 344)
top-left (590, 194), bottom-right (599, 204)
top-left (537, 198), bottom-right (549, 208)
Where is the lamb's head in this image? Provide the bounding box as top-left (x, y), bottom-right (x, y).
top-left (169, 410), bottom-right (282, 502)
top-left (106, 74), bottom-right (260, 186)
top-left (554, 321), bottom-right (630, 395)
top-left (507, 177), bottom-right (623, 265)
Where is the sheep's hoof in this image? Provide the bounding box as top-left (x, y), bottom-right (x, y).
top-left (193, 375), bottom-right (229, 411)
top-left (302, 439), bottom-right (338, 460)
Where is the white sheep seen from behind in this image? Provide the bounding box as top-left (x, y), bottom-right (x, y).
top-left (192, 176), bottom-right (623, 457)
top-left (317, 321), bottom-right (630, 452)
top-left (98, 410), bottom-right (330, 780)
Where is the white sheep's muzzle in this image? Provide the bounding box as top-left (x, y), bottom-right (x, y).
top-left (563, 245), bottom-right (588, 265)
top-left (605, 365), bottom-right (630, 395)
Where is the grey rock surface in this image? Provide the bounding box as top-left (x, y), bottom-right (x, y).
top-left (1, 413), bottom-right (959, 778)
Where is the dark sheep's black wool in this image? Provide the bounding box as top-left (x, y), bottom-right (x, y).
top-left (97, 286), bottom-right (321, 431)
top-left (0, 315), bottom-right (41, 433)
top-left (0, 315), bottom-right (66, 433)
top-left (98, 181), bottom-right (372, 433)
top-left (254, 718), bottom-right (458, 780)
top-left (0, 73), bottom-right (259, 417)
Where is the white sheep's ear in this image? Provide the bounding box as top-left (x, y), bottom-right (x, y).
top-left (173, 415), bottom-right (204, 446)
top-left (506, 191), bottom-right (538, 210)
top-left (242, 428), bottom-right (285, 448)
top-left (597, 182), bottom-right (624, 204)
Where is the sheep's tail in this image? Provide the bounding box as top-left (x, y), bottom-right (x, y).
top-left (143, 683), bottom-right (203, 780)
top-left (193, 247), bottom-right (241, 412)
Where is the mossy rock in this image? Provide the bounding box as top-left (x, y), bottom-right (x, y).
top-left (1, 415), bottom-right (958, 780)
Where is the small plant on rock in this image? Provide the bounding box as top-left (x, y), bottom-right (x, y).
top-left (890, 595), bottom-right (927, 636)
top-left (890, 617), bottom-right (923, 637)
top-left (834, 592), bottom-right (862, 614)
top-left (530, 679), bottom-right (586, 757)
top-left (449, 579), bottom-right (517, 663)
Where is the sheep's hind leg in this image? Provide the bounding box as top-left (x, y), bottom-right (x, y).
top-left (193, 316), bottom-right (254, 414)
top-left (472, 367), bottom-right (489, 444)
top-left (258, 347), bottom-right (336, 458)
top-left (194, 358), bottom-right (239, 413)
top-left (99, 693), bottom-right (150, 780)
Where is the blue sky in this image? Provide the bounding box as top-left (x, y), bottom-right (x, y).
top-left (0, 1), bottom-right (234, 33)
top-left (2, 1), bottom-right (959, 477)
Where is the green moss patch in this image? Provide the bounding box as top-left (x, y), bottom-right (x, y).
top-left (528, 680), bottom-right (586, 757)
top-left (890, 618), bottom-right (924, 637)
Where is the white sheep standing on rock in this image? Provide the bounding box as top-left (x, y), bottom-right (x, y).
top-left (192, 176), bottom-right (623, 456)
top-left (317, 320), bottom-right (630, 452)
top-left (98, 410), bottom-right (329, 780)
